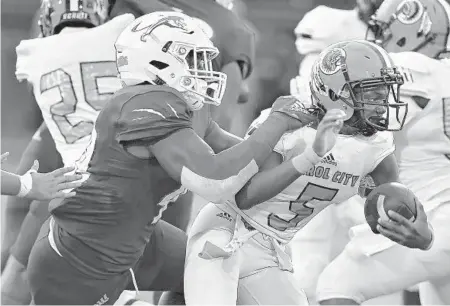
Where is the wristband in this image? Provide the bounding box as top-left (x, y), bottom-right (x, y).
top-left (17, 171), bottom-right (34, 198)
top-left (291, 147), bottom-right (322, 174)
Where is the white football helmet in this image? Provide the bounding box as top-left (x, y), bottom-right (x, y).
top-left (115, 11), bottom-right (227, 110)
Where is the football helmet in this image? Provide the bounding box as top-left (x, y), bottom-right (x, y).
top-left (309, 40), bottom-right (407, 136)
top-left (39, 0), bottom-right (110, 37)
top-left (368, 0), bottom-right (450, 58)
top-left (115, 11), bottom-right (227, 110)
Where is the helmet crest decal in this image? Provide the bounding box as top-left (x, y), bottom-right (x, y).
top-left (396, 0), bottom-right (424, 24)
top-left (319, 48), bottom-right (347, 75)
top-left (131, 16), bottom-right (193, 42)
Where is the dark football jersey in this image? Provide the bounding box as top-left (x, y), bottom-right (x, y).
top-left (52, 85), bottom-right (212, 277)
top-left (110, 0), bottom-right (255, 78)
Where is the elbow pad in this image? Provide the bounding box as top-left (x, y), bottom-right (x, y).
top-left (180, 160), bottom-right (259, 203)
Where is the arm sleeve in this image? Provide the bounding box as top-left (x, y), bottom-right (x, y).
top-left (115, 89), bottom-right (193, 145)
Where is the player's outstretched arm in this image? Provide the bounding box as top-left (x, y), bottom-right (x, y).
top-left (234, 109), bottom-right (345, 209)
top-left (1, 161), bottom-right (82, 200)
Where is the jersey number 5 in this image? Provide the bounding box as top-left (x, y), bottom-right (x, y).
top-left (40, 61), bottom-right (118, 144)
top-left (268, 182), bottom-right (338, 231)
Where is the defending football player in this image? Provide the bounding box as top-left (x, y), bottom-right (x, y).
top-left (314, 0), bottom-right (450, 304)
top-left (1, 1), bottom-right (133, 304)
top-left (25, 12), bottom-right (316, 305)
top-left (109, 0), bottom-right (255, 245)
top-left (183, 40), bottom-right (418, 305)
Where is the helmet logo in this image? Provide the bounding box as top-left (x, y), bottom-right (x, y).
top-left (319, 48), bottom-right (346, 75)
top-left (396, 0), bottom-right (424, 24)
top-left (131, 15), bottom-right (192, 42)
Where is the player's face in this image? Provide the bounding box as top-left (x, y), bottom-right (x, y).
top-left (354, 84), bottom-right (389, 126)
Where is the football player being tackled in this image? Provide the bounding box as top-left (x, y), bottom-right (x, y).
top-left (25, 11), bottom-right (322, 305)
top-left (308, 0), bottom-right (450, 304)
top-left (1, 1), bottom-right (134, 304)
top-left (183, 39), bottom-right (424, 305)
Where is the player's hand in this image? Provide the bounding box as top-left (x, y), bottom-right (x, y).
top-left (377, 199), bottom-right (434, 250)
top-left (1, 152), bottom-right (9, 164)
top-left (26, 161), bottom-right (83, 201)
top-left (270, 95), bottom-right (318, 131)
top-left (312, 109), bottom-right (345, 157)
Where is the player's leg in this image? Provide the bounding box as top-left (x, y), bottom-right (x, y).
top-left (289, 205), bottom-right (344, 302)
top-left (237, 235), bottom-right (308, 305)
top-left (184, 202), bottom-right (241, 305)
top-left (1, 123), bottom-right (60, 270)
top-left (316, 202), bottom-right (450, 305)
top-left (420, 278), bottom-right (450, 304)
top-left (1, 199), bottom-right (51, 305)
top-left (28, 219), bottom-right (132, 305)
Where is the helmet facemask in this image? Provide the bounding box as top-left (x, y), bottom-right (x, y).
top-left (340, 66), bottom-right (407, 135)
top-left (173, 43), bottom-right (227, 109)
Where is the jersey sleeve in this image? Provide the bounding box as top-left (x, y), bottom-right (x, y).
top-left (366, 131), bottom-right (396, 174)
top-left (389, 52), bottom-right (436, 98)
top-left (115, 89), bottom-right (193, 145)
top-left (15, 40), bottom-right (35, 82)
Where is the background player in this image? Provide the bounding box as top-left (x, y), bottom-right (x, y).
top-left (183, 40), bottom-right (428, 305)
top-left (25, 11), bottom-right (315, 305)
top-left (1, 1), bottom-right (134, 304)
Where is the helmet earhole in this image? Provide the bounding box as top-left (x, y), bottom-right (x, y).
top-left (328, 90), bottom-right (340, 101)
top-left (397, 37), bottom-right (406, 47)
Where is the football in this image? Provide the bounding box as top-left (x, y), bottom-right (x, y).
top-left (364, 182), bottom-right (418, 234)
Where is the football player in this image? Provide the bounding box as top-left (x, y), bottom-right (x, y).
top-left (25, 11), bottom-right (316, 305)
top-left (313, 0), bottom-right (450, 304)
top-left (1, 0), bottom-right (134, 304)
top-left (108, 0), bottom-right (255, 246)
top-left (183, 40), bottom-right (419, 305)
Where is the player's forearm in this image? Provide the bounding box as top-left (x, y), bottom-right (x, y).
top-left (1, 171), bottom-right (22, 196)
top-left (181, 116), bottom-right (291, 202)
top-left (235, 159), bottom-right (302, 210)
top-left (235, 147), bottom-right (322, 209)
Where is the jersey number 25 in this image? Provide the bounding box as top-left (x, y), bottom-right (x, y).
top-left (40, 61), bottom-right (117, 144)
top-left (268, 182), bottom-right (338, 231)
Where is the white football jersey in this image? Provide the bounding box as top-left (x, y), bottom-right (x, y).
top-left (16, 14), bottom-right (134, 166)
top-left (390, 52), bottom-right (450, 204)
top-left (236, 110), bottom-right (394, 243)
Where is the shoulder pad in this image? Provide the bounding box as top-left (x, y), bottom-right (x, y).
top-left (294, 6), bottom-right (366, 55)
top-left (390, 52), bottom-right (439, 98)
top-left (15, 39), bottom-right (39, 82)
top-left (116, 87), bottom-right (192, 144)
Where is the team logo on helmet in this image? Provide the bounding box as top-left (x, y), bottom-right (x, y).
top-left (319, 47), bottom-right (346, 75)
top-left (396, 0), bottom-right (424, 24)
top-left (131, 15), bottom-right (193, 42)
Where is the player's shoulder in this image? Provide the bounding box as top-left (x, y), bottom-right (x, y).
top-left (115, 85), bottom-right (192, 121)
top-left (390, 52), bottom-right (447, 98)
top-left (113, 85), bottom-right (193, 143)
top-left (294, 6), bottom-right (366, 55)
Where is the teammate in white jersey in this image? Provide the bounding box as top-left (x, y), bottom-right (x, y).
top-left (290, 0), bottom-right (450, 305)
top-left (1, 1), bottom-right (134, 304)
top-left (183, 40), bottom-right (424, 305)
